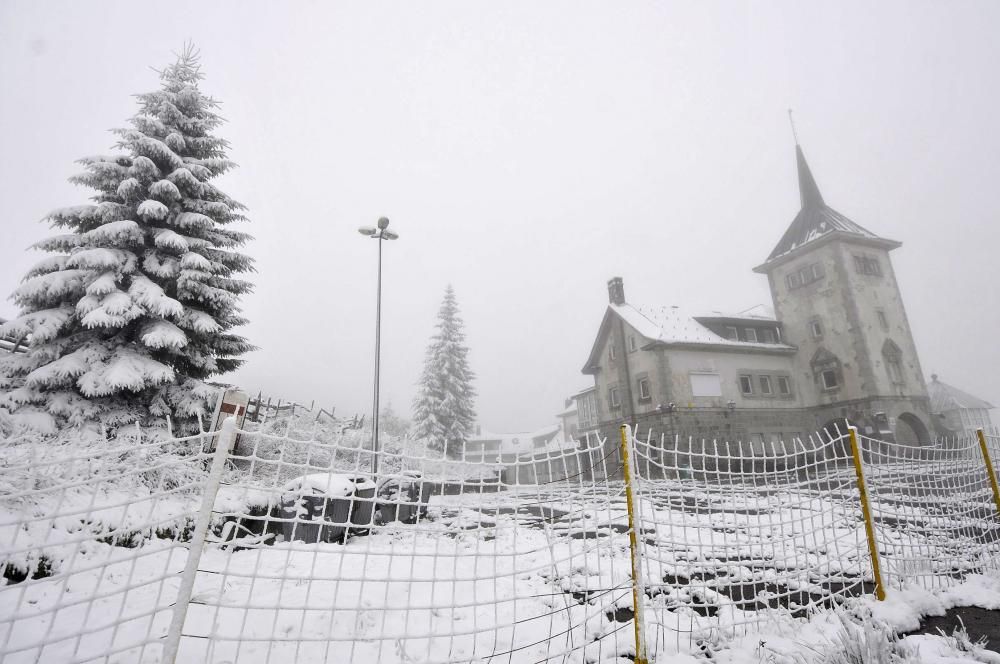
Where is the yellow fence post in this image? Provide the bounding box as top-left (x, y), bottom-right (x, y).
top-left (977, 428), bottom-right (1000, 515)
top-left (848, 426), bottom-right (886, 601)
top-left (619, 425), bottom-right (649, 664)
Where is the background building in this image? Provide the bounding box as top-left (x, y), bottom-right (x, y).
top-left (927, 374), bottom-right (995, 436)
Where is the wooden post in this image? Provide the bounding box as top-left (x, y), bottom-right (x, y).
top-left (977, 429), bottom-right (1000, 515)
top-left (848, 426), bottom-right (886, 600)
top-left (619, 425), bottom-right (649, 664)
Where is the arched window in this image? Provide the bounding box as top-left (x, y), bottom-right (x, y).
top-left (882, 339), bottom-right (905, 385)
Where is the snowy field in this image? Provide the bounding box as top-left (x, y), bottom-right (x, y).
top-left (2, 426), bottom-right (1000, 663)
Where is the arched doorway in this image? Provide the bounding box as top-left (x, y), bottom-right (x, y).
top-left (895, 413), bottom-right (930, 444)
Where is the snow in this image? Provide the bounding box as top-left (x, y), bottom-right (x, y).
top-left (611, 303), bottom-right (796, 351)
top-left (137, 200), bottom-right (169, 221)
top-left (140, 320), bottom-right (188, 349)
top-left (282, 473), bottom-right (377, 498)
top-left (81, 220), bottom-right (143, 245)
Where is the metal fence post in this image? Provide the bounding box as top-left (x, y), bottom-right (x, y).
top-left (162, 416), bottom-right (238, 663)
top-left (619, 425), bottom-right (649, 664)
top-left (848, 426), bottom-right (886, 600)
top-left (976, 428), bottom-right (1000, 515)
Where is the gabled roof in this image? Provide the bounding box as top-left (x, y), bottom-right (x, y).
top-left (762, 144), bottom-right (900, 264)
top-left (927, 375), bottom-right (994, 413)
top-left (582, 303), bottom-right (795, 373)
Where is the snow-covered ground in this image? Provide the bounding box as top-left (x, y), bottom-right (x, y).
top-left (3, 426), bottom-right (1000, 663)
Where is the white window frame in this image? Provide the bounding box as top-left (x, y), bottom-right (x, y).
top-left (760, 328), bottom-right (775, 344)
top-left (759, 375), bottom-right (773, 395)
top-left (637, 377), bottom-right (650, 400)
top-left (810, 319), bottom-right (823, 339)
top-left (739, 375), bottom-right (754, 395)
top-left (877, 309), bottom-right (889, 331)
top-left (777, 375), bottom-right (791, 396)
top-left (609, 343), bottom-right (616, 360)
top-left (609, 387), bottom-right (620, 408)
top-left (821, 369), bottom-right (838, 390)
top-left (725, 326), bottom-right (739, 341)
top-left (744, 328), bottom-right (758, 343)
top-left (628, 336), bottom-right (637, 352)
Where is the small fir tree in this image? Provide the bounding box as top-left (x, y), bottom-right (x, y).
top-left (412, 286), bottom-right (477, 455)
top-left (0, 46), bottom-right (254, 430)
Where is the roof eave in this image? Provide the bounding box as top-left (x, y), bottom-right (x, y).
top-left (753, 231), bottom-right (903, 273)
top-left (694, 316), bottom-right (783, 327)
top-left (649, 341), bottom-right (798, 355)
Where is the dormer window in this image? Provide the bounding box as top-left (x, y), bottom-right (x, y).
top-left (760, 328), bottom-right (776, 344)
top-left (724, 326), bottom-right (739, 341)
top-left (811, 348), bottom-right (842, 392)
top-left (744, 328), bottom-right (758, 343)
top-left (628, 336), bottom-right (637, 352)
top-left (609, 343), bottom-right (616, 361)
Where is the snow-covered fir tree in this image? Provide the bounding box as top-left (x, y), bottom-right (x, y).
top-left (0, 46), bottom-right (254, 431)
top-left (412, 286), bottom-right (477, 455)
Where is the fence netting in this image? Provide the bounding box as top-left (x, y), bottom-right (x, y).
top-left (858, 429), bottom-right (1000, 591)
top-left (2, 420), bottom-right (1000, 663)
top-left (0, 427), bottom-right (209, 664)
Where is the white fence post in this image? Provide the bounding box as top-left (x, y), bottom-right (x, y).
top-left (162, 416), bottom-right (238, 663)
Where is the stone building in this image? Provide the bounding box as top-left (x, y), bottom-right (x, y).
top-left (581, 141), bottom-right (936, 462)
top-left (926, 374), bottom-right (995, 436)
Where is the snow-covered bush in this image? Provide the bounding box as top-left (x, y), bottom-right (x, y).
top-left (0, 45), bottom-right (254, 432)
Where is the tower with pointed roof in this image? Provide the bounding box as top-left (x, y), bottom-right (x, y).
top-left (753, 142), bottom-right (932, 441)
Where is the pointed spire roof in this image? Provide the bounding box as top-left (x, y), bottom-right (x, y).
top-left (761, 141), bottom-right (899, 265)
top-left (796, 144), bottom-right (824, 209)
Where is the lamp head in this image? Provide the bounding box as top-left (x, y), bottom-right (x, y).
top-left (358, 226), bottom-right (377, 236)
top-left (382, 230), bottom-right (399, 240)
top-left (377, 217), bottom-right (390, 230)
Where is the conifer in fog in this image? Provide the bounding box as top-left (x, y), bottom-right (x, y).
top-left (412, 286), bottom-right (477, 454)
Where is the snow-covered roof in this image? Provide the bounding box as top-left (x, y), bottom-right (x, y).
top-left (696, 304), bottom-right (776, 322)
top-left (927, 376), bottom-right (994, 413)
top-left (613, 303), bottom-right (795, 351)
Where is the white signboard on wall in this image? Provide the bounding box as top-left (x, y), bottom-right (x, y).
top-left (690, 373), bottom-right (723, 397)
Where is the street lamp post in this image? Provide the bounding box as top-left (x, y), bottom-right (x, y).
top-left (358, 217), bottom-right (398, 477)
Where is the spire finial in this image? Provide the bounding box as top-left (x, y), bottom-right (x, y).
top-left (787, 108), bottom-right (800, 145)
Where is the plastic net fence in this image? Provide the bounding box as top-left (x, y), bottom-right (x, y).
top-left (627, 426), bottom-right (872, 653)
top-left (0, 427), bottom-right (212, 664)
top-left (3, 419), bottom-right (1000, 663)
top-left (857, 428), bottom-right (1000, 592)
top-left (174, 423), bottom-right (638, 664)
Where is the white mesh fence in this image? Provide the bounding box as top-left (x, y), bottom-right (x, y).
top-left (627, 425), bottom-right (872, 654)
top-left (0, 425), bottom-right (212, 663)
top-left (3, 420), bottom-right (1000, 663)
top-left (857, 427), bottom-right (1000, 591)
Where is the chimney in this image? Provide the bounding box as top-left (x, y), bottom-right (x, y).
top-left (607, 277), bottom-right (625, 305)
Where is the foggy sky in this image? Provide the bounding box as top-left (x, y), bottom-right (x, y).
top-left (1, 1), bottom-right (998, 432)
